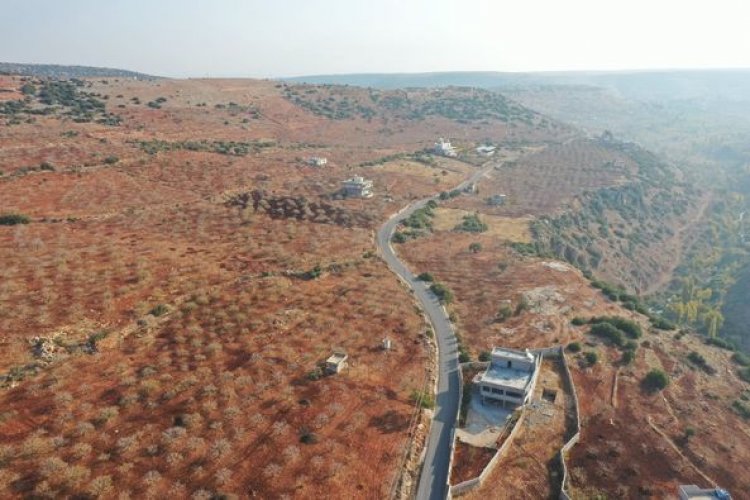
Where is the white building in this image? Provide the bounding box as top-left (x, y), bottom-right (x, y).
top-left (325, 351), bottom-right (348, 374)
top-left (342, 176), bottom-right (373, 198)
top-left (307, 156), bottom-right (328, 167)
top-left (434, 138), bottom-right (457, 157)
top-left (476, 145), bottom-right (496, 156)
top-left (476, 347), bottom-right (541, 408)
top-left (678, 485), bottom-right (732, 500)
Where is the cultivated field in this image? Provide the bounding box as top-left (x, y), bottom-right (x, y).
top-left (2, 75), bottom-right (573, 497)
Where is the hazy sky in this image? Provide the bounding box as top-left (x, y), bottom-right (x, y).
top-left (2, 0), bottom-right (750, 77)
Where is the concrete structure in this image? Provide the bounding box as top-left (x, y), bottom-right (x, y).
top-left (434, 138), bottom-right (457, 157)
top-left (325, 351), bottom-right (348, 374)
top-left (306, 156), bottom-right (328, 167)
top-left (678, 485), bottom-right (732, 500)
top-left (476, 347), bottom-right (540, 408)
top-left (486, 194), bottom-right (506, 206)
top-left (341, 175), bottom-right (373, 198)
top-left (476, 145), bottom-right (496, 156)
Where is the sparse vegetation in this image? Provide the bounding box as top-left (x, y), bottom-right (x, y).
top-left (410, 389), bottom-right (435, 409)
top-left (454, 213), bottom-right (488, 233)
top-left (584, 351), bottom-right (598, 366)
top-left (429, 282), bottom-right (454, 304)
top-left (134, 138), bottom-right (274, 156)
top-left (0, 213), bottom-right (31, 225)
top-left (149, 304), bottom-right (169, 317)
top-left (643, 369), bottom-right (670, 392)
top-left (567, 342), bottom-right (582, 353)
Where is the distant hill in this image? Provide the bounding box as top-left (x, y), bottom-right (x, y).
top-left (285, 69), bottom-right (750, 102)
top-left (0, 62), bottom-right (157, 79)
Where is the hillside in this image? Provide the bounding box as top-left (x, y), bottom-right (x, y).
top-left (0, 62), bottom-right (156, 79)
top-left (0, 73), bottom-right (747, 498)
top-left (0, 75), bottom-right (572, 498)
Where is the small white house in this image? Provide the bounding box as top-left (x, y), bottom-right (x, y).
top-left (307, 156), bottom-right (328, 167)
top-left (342, 176), bottom-right (373, 198)
top-left (476, 347), bottom-right (540, 408)
top-left (476, 145), bottom-right (496, 156)
top-left (325, 351), bottom-right (348, 374)
top-left (434, 138), bottom-right (457, 157)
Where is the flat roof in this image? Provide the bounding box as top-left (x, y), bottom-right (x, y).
top-left (327, 352), bottom-right (347, 363)
top-left (491, 347), bottom-right (534, 362)
top-left (479, 364), bottom-right (532, 391)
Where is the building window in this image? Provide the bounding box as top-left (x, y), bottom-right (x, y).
top-left (507, 360), bottom-right (512, 368)
top-left (491, 388), bottom-right (503, 395)
top-left (506, 391), bottom-right (522, 399)
top-left (482, 386), bottom-right (490, 392)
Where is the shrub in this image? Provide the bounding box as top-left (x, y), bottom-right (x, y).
top-left (590, 322), bottom-right (624, 347)
top-left (416, 272), bottom-right (434, 282)
top-left (688, 351), bottom-right (716, 374)
top-left (650, 316), bottom-right (676, 330)
top-left (454, 213), bottom-right (488, 233)
top-left (571, 317), bottom-right (587, 326)
top-left (478, 351), bottom-right (491, 362)
top-left (643, 369), bottom-right (669, 392)
top-left (592, 316), bottom-right (642, 339)
top-left (458, 349), bottom-right (471, 363)
top-left (21, 83), bottom-right (36, 95)
top-left (705, 337), bottom-right (736, 351)
top-left (567, 342), bottom-right (582, 353)
top-left (497, 304), bottom-right (513, 322)
top-left (103, 155), bottom-right (119, 165)
top-left (149, 304), bottom-right (169, 317)
top-left (468, 242), bottom-right (482, 253)
top-left (739, 367), bottom-right (750, 383)
top-left (621, 350), bottom-right (635, 365)
top-left (391, 232), bottom-right (407, 244)
top-left (306, 367), bottom-right (323, 381)
top-left (732, 352), bottom-right (750, 367)
top-left (733, 400), bottom-right (750, 420)
top-left (411, 389), bottom-right (435, 409)
top-left (430, 282), bottom-right (453, 304)
top-left (584, 351), bottom-right (598, 366)
top-left (300, 430), bottom-right (318, 444)
top-left (0, 213), bottom-right (31, 225)
top-left (301, 264), bottom-right (322, 280)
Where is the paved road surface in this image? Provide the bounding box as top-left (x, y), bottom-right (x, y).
top-left (376, 164), bottom-right (493, 500)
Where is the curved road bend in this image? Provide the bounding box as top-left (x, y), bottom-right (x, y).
top-left (376, 164), bottom-right (493, 500)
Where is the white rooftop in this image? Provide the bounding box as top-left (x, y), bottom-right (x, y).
top-left (326, 352), bottom-right (347, 363)
top-left (491, 347), bottom-right (534, 363)
top-left (479, 364), bottom-right (532, 391)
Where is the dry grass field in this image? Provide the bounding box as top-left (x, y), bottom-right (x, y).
top-left (431, 208), bottom-right (532, 242)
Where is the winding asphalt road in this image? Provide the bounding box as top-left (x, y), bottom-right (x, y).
top-left (376, 164), bottom-right (493, 500)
